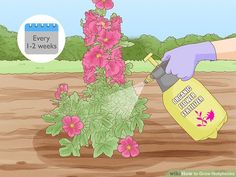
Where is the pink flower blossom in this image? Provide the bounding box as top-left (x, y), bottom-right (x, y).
top-left (206, 110), bottom-right (215, 122)
top-left (97, 17), bottom-right (111, 31)
top-left (118, 136), bottom-right (140, 158)
top-left (112, 74), bottom-right (125, 85)
top-left (84, 35), bottom-right (96, 46)
top-left (106, 58), bottom-right (124, 74)
top-left (83, 67), bottom-right (96, 84)
top-left (105, 47), bottom-right (125, 84)
top-left (111, 46), bottom-right (122, 59)
top-left (83, 12), bottom-right (99, 36)
top-left (62, 116), bottom-right (84, 138)
top-left (83, 45), bottom-right (108, 68)
top-left (92, 0), bottom-right (114, 10)
top-left (111, 16), bottom-right (122, 32)
top-left (85, 10), bottom-right (98, 23)
top-left (98, 30), bottom-right (121, 49)
top-left (55, 84), bottom-right (69, 100)
top-left (83, 11), bottom-right (99, 46)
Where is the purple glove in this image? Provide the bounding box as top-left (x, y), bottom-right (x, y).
top-left (162, 42), bottom-right (217, 81)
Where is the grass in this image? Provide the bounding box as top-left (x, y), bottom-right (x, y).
top-left (0, 60), bottom-right (236, 74)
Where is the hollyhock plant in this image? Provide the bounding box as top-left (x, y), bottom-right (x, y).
top-left (92, 0), bottom-right (114, 10)
top-left (62, 116), bottom-right (84, 138)
top-left (55, 84), bottom-right (69, 100)
top-left (42, 0), bottom-right (150, 159)
top-left (118, 136), bottom-right (140, 158)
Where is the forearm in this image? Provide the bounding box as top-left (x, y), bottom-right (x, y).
top-left (212, 38), bottom-right (236, 60)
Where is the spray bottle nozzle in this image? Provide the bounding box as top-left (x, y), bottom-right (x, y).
top-left (143, 53), bottom-right (159, 84)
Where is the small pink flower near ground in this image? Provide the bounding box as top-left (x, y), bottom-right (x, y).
top-left (92, 0), bottom-right (114, 10)
top-left (62, 116), bottom-right (84, 138)
top-left (98, 29), bottom-right (121, 49)
top-left (55, 84), bottom-right (69, 100)
top-left (118, 136), bottom-right (140, 158)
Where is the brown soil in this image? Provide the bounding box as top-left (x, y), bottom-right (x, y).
top-left (0, 73), bottom-right (235, 177)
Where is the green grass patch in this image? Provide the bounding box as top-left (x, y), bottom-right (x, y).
top-left (0, 60), bottom-right (235, 74)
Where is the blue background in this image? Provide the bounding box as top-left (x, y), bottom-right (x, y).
top-left (0, 0), bottom-right (235, 40)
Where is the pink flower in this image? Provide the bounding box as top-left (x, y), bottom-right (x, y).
top-left (118, 136), bottom-right (140, 158)
top-left (111, 16), bottom-right (122, 32)
top-left (206, 110), bottom-right (215, 122)
top-left (105, 59), bottom-right (125, 78)
top-left (112, 74), bottom-right (125, 85)
top-left (92, 0), bottom-right (114, 10)
top-left (111, 46), bottom-right (122, 59)
top-left (83, 67), bottom-right (96, 84)
top-left (82, 45), bottom-right (108, 68)
top-left (105, 47), bottom-right (125, 84)
top-left (85, 10), bottom-right (98, 23)
top-left (98, 30), bottom-right (121, 49)
top-left (55, 84), bottom-right (69, 100)
top-left (62, 116), bottom-right (84, 138)
top-left (84, 35), bottom-right (96, 46)
top-left (97, 17), bottom-right (111, 31)
top-left (83, 11), bottom-right (99, 46)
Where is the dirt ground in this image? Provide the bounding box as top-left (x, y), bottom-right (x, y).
top-left (0, 73), bottom-right (235, 177)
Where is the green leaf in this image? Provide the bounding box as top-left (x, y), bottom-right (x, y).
top-left (93, 144), bottom-right (104, 158)
top-left (121, 34), bottom-right (128, 41)
top-left (95, 8), bottom-right (106, 16)
top-left (59, 146), bottom-right (72, 157)
top-left (46, 125), bottom-right (54, 135)
top-left (115, 122), bottom-right (124, 137)
top-left (70, 92), bottom-right (80, 102)
top-left (59, 138), bottom-right (71, 146)
top-left (80, 19), bottom-right (84, 27)
top-left (93, 137), bottom-right (118, 158)
top-left (125, 62), bottom-right (133, 76)
top-left (137, 119), bottom-right (144, 133)
top-left (119, 41), bottom-right (135, 48)
top-left (103, 144), bottom-right (114, 157)
top-left (141, 114), bottom-right (151, 120)
top-left (126, 62), bottom-right (133, 70)
top-left (50, 122), bottom-right (63, 136)
top-left (72, 145), bottom-right (81, 157)
top-left (110, 13), bottom-right (118, 18)
top-left (73, 132), bottom-right (90, 147)
top-left (42, 114), bottom-right (56, 123)
top-left (101, 117), bottom-right (112, 129)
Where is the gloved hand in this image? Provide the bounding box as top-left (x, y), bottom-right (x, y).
top-left (162, 42), bottom-right (217, 81)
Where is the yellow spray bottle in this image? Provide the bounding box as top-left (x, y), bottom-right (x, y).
top-left (144, 53), bottom-right (227, 141)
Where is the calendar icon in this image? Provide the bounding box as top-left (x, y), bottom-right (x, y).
top-left (25, 23), bottom-right (59, 54)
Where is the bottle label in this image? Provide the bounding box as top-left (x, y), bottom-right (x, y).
top-left (172, 86), bottom-right (205, 117)
top-left (164, 79), bottom-right (227, 140)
